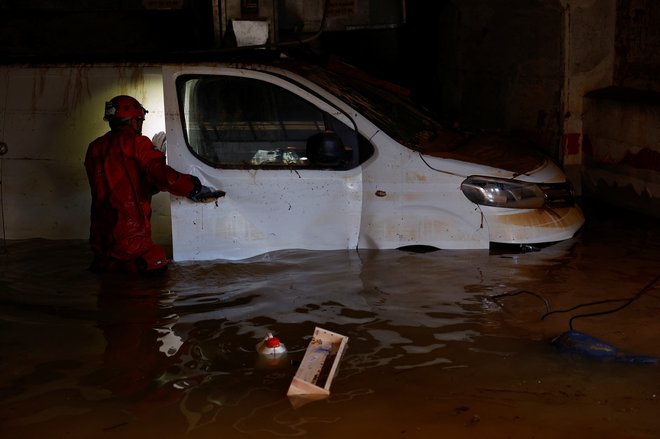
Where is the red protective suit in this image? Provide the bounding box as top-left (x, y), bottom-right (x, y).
top-left (85, 125), bottom-right (197, 273)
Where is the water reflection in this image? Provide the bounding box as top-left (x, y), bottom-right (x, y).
top-left (1, 210), bottom-right (660, 438)
top-left (93, 285), bottom-right (178, 400)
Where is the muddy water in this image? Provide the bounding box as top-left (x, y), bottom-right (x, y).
top-left (1, 204), bottom-right (660, 438)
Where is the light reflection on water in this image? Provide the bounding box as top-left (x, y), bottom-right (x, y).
top-left (1, 207), bottom-right (660, 438)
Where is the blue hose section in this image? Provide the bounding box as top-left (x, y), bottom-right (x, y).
top-left (552, 330), bottom-right (658, 365)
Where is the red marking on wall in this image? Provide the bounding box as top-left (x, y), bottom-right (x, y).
top-left (562, 133), bottom-right (581, 156)
top-left (583, 135), bottom-right (660, 172)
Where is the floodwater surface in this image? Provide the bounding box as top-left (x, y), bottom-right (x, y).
top-left (1, 203), bottom-right (660, 438)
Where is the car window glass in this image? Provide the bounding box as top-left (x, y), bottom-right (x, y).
top-left (293, 65), bottom-right (465, 153)
top-left (177, 75), bottom-right (365, 169)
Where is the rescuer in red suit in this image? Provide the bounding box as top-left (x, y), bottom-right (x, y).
top-left (85, 95), bottom-right (222, 273)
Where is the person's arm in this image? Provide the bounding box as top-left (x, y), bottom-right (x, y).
top-left (135, 135), bottom-right (197, 197)
top-left (136, 135), bottom-right (225, 201)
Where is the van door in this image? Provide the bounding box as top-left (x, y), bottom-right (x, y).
top-left (162, 65), bottom-right (363, 261)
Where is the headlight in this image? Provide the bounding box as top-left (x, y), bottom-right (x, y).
top-left (461, 176), bottom-right (546, 209)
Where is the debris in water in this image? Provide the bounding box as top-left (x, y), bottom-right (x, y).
top-left (287, 327), bottom-right (349, 405)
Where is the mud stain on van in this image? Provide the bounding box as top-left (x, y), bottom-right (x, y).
top-left (494, 207), bottom-right (584, 229)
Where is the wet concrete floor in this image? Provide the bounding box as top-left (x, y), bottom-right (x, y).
top-left (1, 201), bottom-right (659, 438)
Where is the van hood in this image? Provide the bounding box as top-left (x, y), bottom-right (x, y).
top-left (419, 134), bottom-right (548, 176)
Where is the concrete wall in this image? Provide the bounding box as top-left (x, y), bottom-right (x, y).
top-left (0, 65), bottom-right (173, 243)
top-left (562, 0), bottom-right (660, 215)
top-left (0, 1), bottom-right (216, 59)
top-left (582, 89), bottom-right (660, 216)
top-left (559, 0), bottom-right (617, 192)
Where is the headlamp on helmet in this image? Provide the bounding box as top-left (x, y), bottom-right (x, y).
top-left (103, 95), bottom-right (148, 123)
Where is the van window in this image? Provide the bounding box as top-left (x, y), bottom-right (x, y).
top-left (176, 75), bottom-right (364, 169)
top-left (291, 64), bottom-right (465, 154)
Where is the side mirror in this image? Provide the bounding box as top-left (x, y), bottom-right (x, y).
top-left (306, 131), bottom-right (345, 167)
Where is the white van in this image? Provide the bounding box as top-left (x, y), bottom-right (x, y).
top-left (162, 56), bottom-right (584, 261)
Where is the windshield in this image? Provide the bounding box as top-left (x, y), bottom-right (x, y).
top-left (289, 63), bottom-right (465, 153)
top-left (286, 62), bottom-right (545, 174)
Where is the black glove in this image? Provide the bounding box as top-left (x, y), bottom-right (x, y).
top-left (188, 180), bottom-right (226, 202)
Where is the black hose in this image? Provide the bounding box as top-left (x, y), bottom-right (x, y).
top-left (566, 274), bottom-right (660, 330)
top-left (490, 289), bottom-right (551, 313)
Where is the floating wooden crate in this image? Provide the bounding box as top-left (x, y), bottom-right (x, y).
top-left (287, 327), bottom-right (348, 400)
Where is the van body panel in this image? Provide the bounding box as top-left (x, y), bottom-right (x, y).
top-left (160, 61), bottom-right (584, 261)
top-left (358, 131), bottom-right (490, 250)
